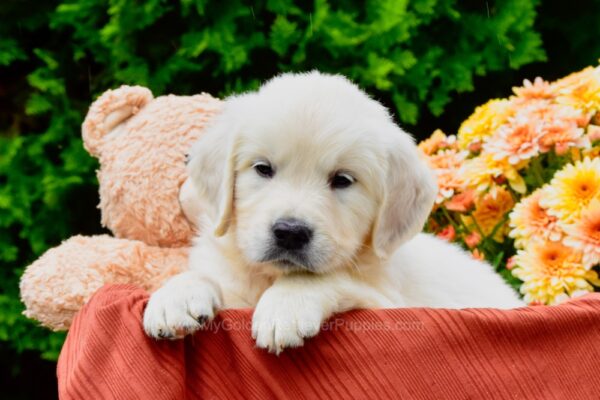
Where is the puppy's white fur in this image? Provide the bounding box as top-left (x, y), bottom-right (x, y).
top-left (144, 72), bottom-right (523, 353)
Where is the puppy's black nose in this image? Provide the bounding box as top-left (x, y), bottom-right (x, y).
top-left (272, 218), bottom-right (313, 250)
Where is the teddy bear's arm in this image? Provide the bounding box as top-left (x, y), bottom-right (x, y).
top-left (19, 235), bottom-right (188, 331)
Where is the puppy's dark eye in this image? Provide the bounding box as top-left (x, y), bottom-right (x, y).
top-left (330, 172), bottom-right (354, 189)
top-left (253, 161), bottom-right (274, 178)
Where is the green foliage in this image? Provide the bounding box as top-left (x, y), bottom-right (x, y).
top-left (0, 0), bottom-right (551, 364)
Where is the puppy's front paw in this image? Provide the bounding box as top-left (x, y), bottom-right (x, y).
top-left (251, 287), bottom-right (324, 354)
top-left (143, 277), bottom-right (221, 340)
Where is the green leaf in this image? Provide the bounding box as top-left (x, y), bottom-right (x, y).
top-left (0, 38), bottom-right (27, 66)
top-left (270, 15), bottom-right (301, 56)
top-left (25, 94), bottom-right (53, 115)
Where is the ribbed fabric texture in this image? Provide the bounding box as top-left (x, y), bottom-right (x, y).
top-left (58, 285), bottom-right (600, 399)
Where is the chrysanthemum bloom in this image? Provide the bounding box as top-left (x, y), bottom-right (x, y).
top-left (461, 152), bottom-right (527, 194)
top-left (425, 149), bottom-right (468, 204)
top-left (463, 186), bottom-right (515, 241)
top-left (457, 99), bottom-right (514, 150)
top-left (554, 66), bottom-right (600, 114)
top-left (512, 101), bottom-right (591, 155)
top-left (471, 248), bottom-right (485, 261)
top-left (434, 169), bottom-right (464, 204)
top-left (582, 126), bottom-right (600, 158)
top-left (553, 67), bottom-right (596, 91)
top-left (587, 124), bottom-right (600, 142)
top-left (512, 77), bottom-right (556, 101)
top-left (564, 201), bottom-right (600, 268)
top-left (418, 130), bottom-right (457, 155)
top-left (513, 241), bottom-right (600, 305)
top-left (463, 231), bottom-right (482, 249)
top-left (506, 256), bottom-right (517, 270)
top-left (426, 149), bottom-right (467, 170)
top-left (437, 225), bottom-right (456, 242)
top-left (538, 119), bottom-right (588, 155)
top-left (445, 189), bottom-right (476, 213)
top-left (514, 99), bottom-right (589, 126)
top-left (509, 190), bottom-right (563, 247)
top-left (484, 117), bottom-right (542, 165)
top-left (540, 158), bottom-right (600, 223)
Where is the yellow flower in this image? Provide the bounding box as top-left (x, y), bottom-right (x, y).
top-left (553, 66), bottom-right (600, 114)
top-left (461, 152), bottom-right (527, 194)
top-left (564, 200), bottom-right (600, 268)
top-left (462, 186), bottom-right (515, 241)
top-left (509, 189), bottom-right (563, 247)
top-left (457, 99), bottom-right (514, 150)
top-left (513, 241), bottom-right (600, 305)
top-left (582, 146), bottom-right (600, 159)
top-left (540, 158), bottom-right (600, 223)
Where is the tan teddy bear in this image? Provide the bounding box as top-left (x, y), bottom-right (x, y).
top-left (19, 86), bottom-right (222, 330)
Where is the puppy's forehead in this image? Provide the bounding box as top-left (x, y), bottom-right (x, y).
top-left (237, 73), bottom-right (388, 170)
top-left (257, 72), bottom-right (389, 122)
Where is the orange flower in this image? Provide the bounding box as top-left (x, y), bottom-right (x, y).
top-left (468, 141), bottom-right (483, 153)
top-left (512, 77), bottom-right (556, 101)
top-left (471, 249), bottom-right (486, 261)
top-left (538, 120), bottom-right (588, 155)
top-left (514, 99), bottom-right (589, 127)
top-left (564, 201), bottom-right (600, 267)
top-left (426, 149), bottom-right (467, 170)
top-left (506, 256), bottom-right (517, 270)
top-left (484, 117), bottom-right (542, 165)
top-left (445, 190), bottom-right (476, 213)
top-left (426, 149), bottom-right (468, 203)
top-left (509, 190), bottom-right (563, 247)
top-left (434, 169), bottom-right (464, 204)
top-left (466, 186), bottom-right (515, 241)
top-left (419, 129), bottom-right (457, 155)
top-left (437, 225), bottom-right (456, 242)
top-left (464, 231), bottom-right (482, 249)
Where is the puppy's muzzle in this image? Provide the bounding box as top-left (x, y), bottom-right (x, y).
top-left (272, 218), bottom-right (313, 250)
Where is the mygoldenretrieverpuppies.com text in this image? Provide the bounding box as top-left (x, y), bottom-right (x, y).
top-left (199, 318), bottom-right (425, 334)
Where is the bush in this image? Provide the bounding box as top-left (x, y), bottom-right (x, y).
top-left (0, 0), bottom-right (583, 364)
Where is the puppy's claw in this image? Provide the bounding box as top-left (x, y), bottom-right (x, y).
top-left (252, 287), bottom-right (324, 354)
top-left (143, 277), bottom-right (221, 340)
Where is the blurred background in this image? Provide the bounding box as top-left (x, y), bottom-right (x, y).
top-left (1, 0), bottom-right (599, 398)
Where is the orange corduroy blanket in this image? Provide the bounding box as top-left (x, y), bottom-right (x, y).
top-left (57, 285), bottom-right (600, 399)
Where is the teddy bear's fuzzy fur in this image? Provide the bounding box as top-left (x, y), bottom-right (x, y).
top-left (20, 86), bottom-right (221, 330)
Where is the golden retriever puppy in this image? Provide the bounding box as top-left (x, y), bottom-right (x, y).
top-left (143, 72), bottom-right (523, 353)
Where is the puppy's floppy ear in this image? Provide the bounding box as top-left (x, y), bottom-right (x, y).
top-left (187, 98), bottom-right (241, 237)
top-left (371, 124), bottom-right (437, 258)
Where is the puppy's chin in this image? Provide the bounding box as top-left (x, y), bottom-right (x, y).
top-left (252, 250), bottom-right (352, 275)
top-left (259, 252), bottom-right (317, 274)
top-left (272, 259), bottom-right (312, 273)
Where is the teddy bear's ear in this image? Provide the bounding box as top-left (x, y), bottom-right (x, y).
top-left (82, 86), bottom-right (154, 157)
